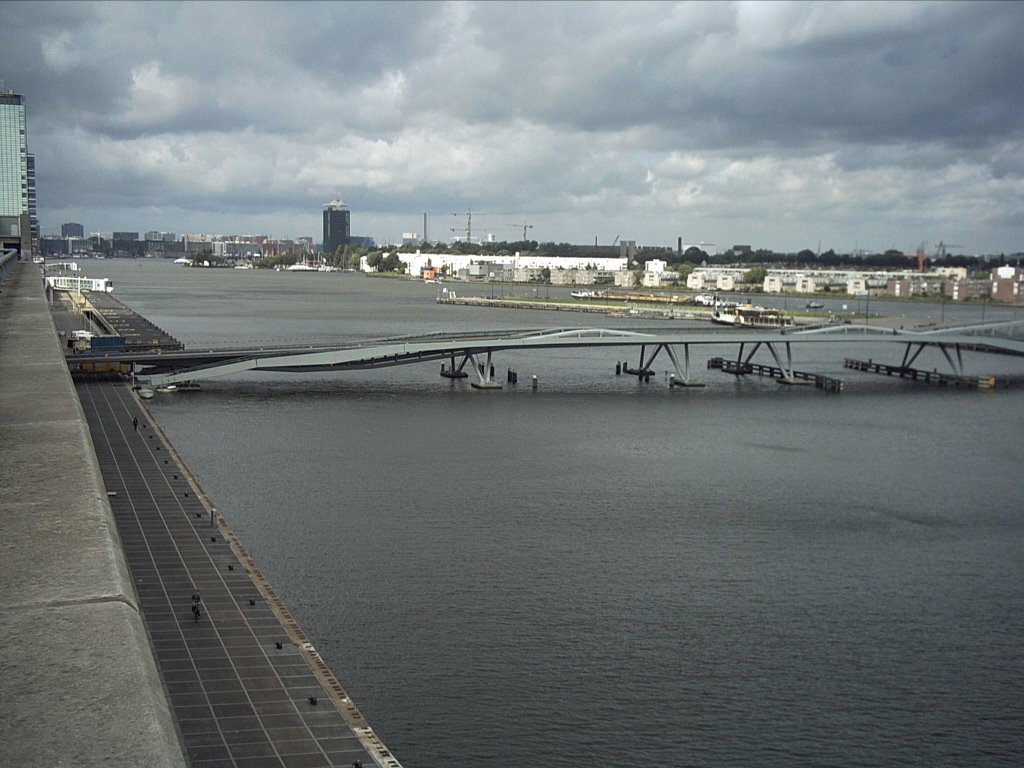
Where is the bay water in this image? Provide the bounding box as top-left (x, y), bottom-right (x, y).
top-left (94, 261), bottom-right (1023, 767)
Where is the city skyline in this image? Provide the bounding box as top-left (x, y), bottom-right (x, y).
top-left (2, 1), bottom-right (1022, 255)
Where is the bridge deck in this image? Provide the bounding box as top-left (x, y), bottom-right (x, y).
top-left (77, 380), bottom-right (399, 768)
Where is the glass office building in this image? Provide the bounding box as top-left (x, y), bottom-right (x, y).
top-left (323, 199), bottom-right (351, 255)
top-left (0, 92), bottom-right (28, 217)
top-left (0, 91), bottom-right (33, 254)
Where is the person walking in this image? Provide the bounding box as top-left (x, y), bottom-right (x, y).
top-left (191, 589), bottom-right (202, 621)
top-left (132, 416), bottom-right (138, 431)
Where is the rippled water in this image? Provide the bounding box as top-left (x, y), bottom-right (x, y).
top-left (100, 261), bottom-right (1024, 767)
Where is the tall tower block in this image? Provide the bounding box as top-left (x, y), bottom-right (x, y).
top-left (0, 90), bottom-right (33, 257)
top-left (322, 199), bottom-right (351, 255)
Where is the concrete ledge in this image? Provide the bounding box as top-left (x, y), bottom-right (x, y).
top-left (0, 261), bottom-right (185, 767)
top-left (2, 603), bottom-right (184, 767)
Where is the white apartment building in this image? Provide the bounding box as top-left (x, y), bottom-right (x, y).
top-left (397, 251), bottom-right (627, 277)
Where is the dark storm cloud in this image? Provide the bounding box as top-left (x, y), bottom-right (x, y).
top-left (0, 1), bottom-right (1020, 252)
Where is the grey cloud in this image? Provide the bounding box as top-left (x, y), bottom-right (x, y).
top-left (2, 1), bottom-right (1021, 252)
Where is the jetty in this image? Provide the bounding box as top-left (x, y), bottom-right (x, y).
top-left (2, 260), bottom-right (402, 767)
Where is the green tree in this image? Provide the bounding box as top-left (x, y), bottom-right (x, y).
top-left (743, 266), bottom-right (768, 285)
top-left (379, 252), bottom-right (406, 273)
top-left (683, 246), bottom-right (708, 262)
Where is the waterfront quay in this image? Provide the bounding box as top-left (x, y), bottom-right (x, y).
top-left (77, 381), bottom-right (398, 768)
top-left (1, 259), bottom-right (182, 767)
top-left (1, 261), bottom-right (400, 768)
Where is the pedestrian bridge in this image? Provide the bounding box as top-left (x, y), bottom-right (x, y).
top-left (72, 321), bottom-right (1024, 390)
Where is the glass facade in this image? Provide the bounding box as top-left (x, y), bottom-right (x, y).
top-left (0, 93), bottom-right (28, 220)
top-left (323, 200), bottom-right (351, 254)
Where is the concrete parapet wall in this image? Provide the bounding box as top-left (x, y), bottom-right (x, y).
top-left (0, 261), bottom-right (185, 767)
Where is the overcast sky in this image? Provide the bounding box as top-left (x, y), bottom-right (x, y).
top-left (3, 0), bottom-right (1022, 254)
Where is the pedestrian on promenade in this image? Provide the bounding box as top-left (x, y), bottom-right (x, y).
top-left (132, 416), bottom-right (138, 431)
top-left (191, 589), bottom-right (202, 621)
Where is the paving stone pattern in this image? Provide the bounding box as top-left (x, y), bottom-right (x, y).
top-left (77, 380), bottom-right (381, 768)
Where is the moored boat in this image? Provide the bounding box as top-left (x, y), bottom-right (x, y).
top-left (712, 302), bottom-right (793, 328)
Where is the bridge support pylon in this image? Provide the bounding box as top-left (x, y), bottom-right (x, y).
top-left (440, 352), bottom-right (469, 379)
top-left (467, 350), bottom-right (502, 389)
top-left (665, 343), bottom-right (705, 387)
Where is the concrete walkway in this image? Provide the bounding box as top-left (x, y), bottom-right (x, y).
top-left (76, 380), bottom-right (398, 768)
top-left (0, 260), bottom-right (186, 767)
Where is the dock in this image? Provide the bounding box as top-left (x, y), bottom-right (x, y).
top-left (708, 356), bottom-right (845, 392)
top-left (842, 358), bottom-right (1024, 389)
top-left (435, 294), bottom-right (710, 320)
top-left (1, 260), bottom-right (184, 767)
top-left (77, 379), bottom-right (401, 768)
top-left (2, 259), bottom-right (401, 767)
top-left (52, 287), bottom-right (184, 353)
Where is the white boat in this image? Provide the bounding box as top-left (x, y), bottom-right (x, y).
top-left (712, 302), bottom-right (793, 328)
top-left (173, 257), bottom-right (192, 265)
top-left (570, 290), bottom-right (593, 299)
top-left (45, 275), bottom-right (115, 293)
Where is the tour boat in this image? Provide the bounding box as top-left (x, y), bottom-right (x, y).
top-left (712, 302), bottom-right (793, 328)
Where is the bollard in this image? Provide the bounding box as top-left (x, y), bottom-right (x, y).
top-left (532, 375), bottom-right (538, 391)
top-left (670, 374), bottom-right (675, 387)
top-left (615, 362), bottom-right (621, 375)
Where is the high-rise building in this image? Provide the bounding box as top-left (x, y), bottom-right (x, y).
top-left (0, 89), bottom-right (32, 257)
top-left (323, 199), bottom-right (350, 255)
top-left (27, 153), bottom-right (38, 254)
top-left (63, 222), bottom-right (85, 238)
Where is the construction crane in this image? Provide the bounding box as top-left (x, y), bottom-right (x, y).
top-left (516, 220), bottom-right (533, 241)
top-left (451, 210), bottom-right (473, 243)
top-left (935, 241), bottom-right (964, 259)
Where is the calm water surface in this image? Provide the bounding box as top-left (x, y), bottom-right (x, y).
top-left (98, 261), bottom-right (1024, 767)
